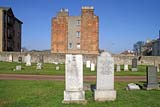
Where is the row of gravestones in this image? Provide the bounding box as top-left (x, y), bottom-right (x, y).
top-left (63, 51), bottom-right (160, 104)
top-left (14, 54), bottom-right (43, 71)
top-left (63, 52), bottom-right (116, 103)
top-left (116, 58), bottom-right (138, 72)
top-left (86, 60), bottom-right (95, 71)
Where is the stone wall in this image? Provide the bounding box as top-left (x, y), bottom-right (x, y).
top-left (0, 52), bottom-right (97, 64)
top-left (1, 52), bottom-right (160, 66)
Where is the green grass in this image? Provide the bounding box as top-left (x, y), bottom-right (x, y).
top-left (0, 61), bottom-right (159, 76)
top-left (0, 80), bottom-right (160, 107)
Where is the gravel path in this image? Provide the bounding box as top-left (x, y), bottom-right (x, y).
top-left (1, 74), bottom-right (159, 82)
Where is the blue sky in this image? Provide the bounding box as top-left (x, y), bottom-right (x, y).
top-left (0, 0), bottom-right (160, 53)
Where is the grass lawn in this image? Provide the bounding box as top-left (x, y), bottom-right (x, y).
top-left (0, 80), bottom-right (160, 107)
top-left (0, 61), bottom-right (159, 76)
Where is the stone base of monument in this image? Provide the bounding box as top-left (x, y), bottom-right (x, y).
top-left (94, 90), bottom-right (116, 101)
top-left (132, 68), bottom-right (138, 71)
top-left (143, 84), bottom-right (160, 90)
top-left (62, 91), bottom-right (87, 104)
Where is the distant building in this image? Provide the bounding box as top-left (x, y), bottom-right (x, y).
top-left (51, 6), bottom-right (99, 54)
top-left (133, 41), bottom-right (145, 55)
top-left (0, 7), bottom-right (22, 52)
top-left (152, 39), bottom-right (160, 56)
top-left (120, 50), bottom-right (134, 56)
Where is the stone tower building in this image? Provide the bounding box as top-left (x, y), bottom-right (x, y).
top-left (51, 6), bottom-right (99, 55)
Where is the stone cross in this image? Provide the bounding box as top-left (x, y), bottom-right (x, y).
top-left (94, 52), bottom-right (116, 101)
top-left (25, 54), bottom-right (31, 66)
top-left (63, 54), bottom-right (86, 104)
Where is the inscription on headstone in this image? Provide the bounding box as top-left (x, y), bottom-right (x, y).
top-left (94, 52), bottom-right (116, 101)
top-left (145, 66), bottom-right (159, 90)
top-left (63, 54), bottom-right (86, 104)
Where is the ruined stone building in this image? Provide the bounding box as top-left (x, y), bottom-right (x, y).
top-left (51, 6), bottom-right (99, 55)
top-left (0, 7), bottom-right (22, 52)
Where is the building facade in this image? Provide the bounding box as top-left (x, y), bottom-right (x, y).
top-left (51, 6), bottom-right (99, 54)
top-left (0, 7), bottom-right (22, 52)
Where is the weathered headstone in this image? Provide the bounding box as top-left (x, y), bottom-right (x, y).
top-left (144, 66), bottom-right (159, 90)
top-left (86, 60), bottom-right (91, 68)
top-left (25, 54), bottom-right (31, 66)
top-left (56, 66), bottom-right (60, 70)
top-left (36, 63), bottom-right (42, 70)
top-left (91, 63), bottom-right (95, 71)
top-left (16, 65), bottom-right (21, 71)
top-left (116, 64), bottom-right (121, 72)
top-left (126, 83), bottom-right (140, 90)
top-left (94, 52), bottom-right (116, 101)
top-left (124, 64), bottom-right (128, 71)
top-left (132, 58), bottom-right (138, 71)
top-left (63, 54), bottom-right (86, 104)
top-left (18, 56), bottom-right (22, 63)
top-left (8, 54), bottom-right (13, 62)
top-left (38, 55), bottom-right (43, 63)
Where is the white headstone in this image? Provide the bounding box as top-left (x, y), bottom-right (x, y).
top-left (25, 54), bottom-right (31, 66)
top-left (126, 83), bottom-right (140, 90)
top-left (116, 64), bottom-right (121, 72)
top-left (91, 63), bottom-right (95, 71)
top-left (36, 63), bottom-right (42, 70)
top-left (94, 52), bottom-right (116, 101)
top-left (63, 54), bottom-right (86, 104)
top-left (16, 65), bottom-right (21, 71)
top-left (86, 60), bottom-right (91, 68)
top-left (124, 64), bottom-right (128, 71)
top-left (56, 66), bottom-right (60, 70)
top-left (8, 54), bottom-right (13, 62)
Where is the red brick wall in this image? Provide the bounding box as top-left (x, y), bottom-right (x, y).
top-left (81, 9), bottom-right (99, 54)
top-left (51, 17), bottom-right (68, 53)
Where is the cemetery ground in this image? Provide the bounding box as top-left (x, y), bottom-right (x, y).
top-left (0, 61), bottom-right (160, 76)
top-left (0, 80), bottom-right (160, 107)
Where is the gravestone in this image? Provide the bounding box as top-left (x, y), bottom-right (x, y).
top-left (56, 66), bottom-right (60, 70)
top-left (86, 60), bottom-right (91, 68)
top-left (132, 58), bottom-right (138, 71)
top-left (94, 52), bottom-right (116, 101)
top-left (126, 83), bottom-right (140, 90)
top-left (25, 54), bottom-right (31, 66)
top-left (144, 66), bottom-right (159, 90)
top-left (8, 54), bottom-right (13, 62)
top-left (91, 63), bottom-right (95, 71)
top-left (18, 56), bottom-right (22, 63)
top-left (124, 64), bottom-right (128, 71)
top-left (38, 55), bottom-right (43, 63)
top-left (116, 64), bottom-right (121, 72)
top-left (63, 54), bottom-right (86, 104)
top-left (36, 63), bottom-right (42, 70)
top-left (16, 65), bottom-right (21, 71)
